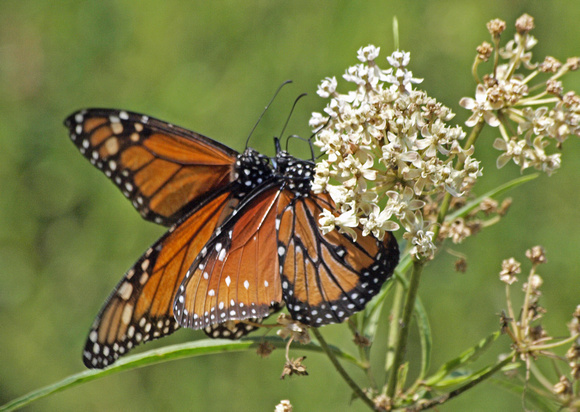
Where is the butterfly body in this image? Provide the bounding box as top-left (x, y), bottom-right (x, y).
top-left (66, 108), bottom-right (398, 369)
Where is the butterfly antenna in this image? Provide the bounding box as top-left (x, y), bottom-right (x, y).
top-left (278, 93), bottom-right (307, 148)
top-left (309, 116), bottom-right (332, 160)
top-left (245, 80), bottom-right (293, 149)
top-left (286, 134), bottom-right (316, 161)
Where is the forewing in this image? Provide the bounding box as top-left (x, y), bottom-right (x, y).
top-left (65, 109), bottom-right (238, 226)
top-left (83, 189), bottom-right (236, 368)
top-left (174, 185), bottom-right (283, 330)
top-left (276, 191), bottom-right (399, 326)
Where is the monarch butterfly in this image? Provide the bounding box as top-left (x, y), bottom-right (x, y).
top-left (65, 108), bottom-right (399, 369)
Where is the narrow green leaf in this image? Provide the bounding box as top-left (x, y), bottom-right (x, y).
top-left (429, 369), bottom-right (472, 389)
top-left (428, 349), bottom-right (510, 390)
top-left (361, 277), bottom-right (394, 339)
top-left (446, 174), bottom-right (539, 221)
top-left (414, 296), bottom-right (432, 381)
top-left (423, 331), bottom-right (501, 386)
top-left (0, 336), bottom-right (359, 412)
top-left (397, 361), bottom-right (409, 393)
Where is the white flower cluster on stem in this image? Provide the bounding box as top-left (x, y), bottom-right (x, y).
top-left (460, 14), bottom-right (580, 176)
top-left (311, 46), bottom-right (481, 259)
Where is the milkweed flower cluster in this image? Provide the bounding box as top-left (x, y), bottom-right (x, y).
top-left (310, 46), bottom-right (480, 259)
top-left (460, 14), bottom-right (580, 176)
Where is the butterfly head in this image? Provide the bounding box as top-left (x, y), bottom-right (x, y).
top-left (233, 148), bottom-right (273, 195)
top-left (274, 151), bottom-right (314, 197)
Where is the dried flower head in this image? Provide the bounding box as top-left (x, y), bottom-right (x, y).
top-left (568, 57), bottom-right (580, 71)
top-left (275, 400), bottom-right (293, 412)
top-left (539, 56), bottom-right (562, 73)
top-left (553, 376), bottom-right (573, 396)
top-left (373, 394), bottom-right (391, 410)
top-left (487, 19), bottom-right (506, 37)
top-left (280, 356), bottom-right (308, 379)
top-left (526, 245), bottom-right (546, 265)
top-left (500, 257), bottom-right (521, 285)
top-left (566, 344), bottom-right (580, 364)
top-left (498, 198), bottom-right (512, 216)
top-left (524, 274), bottom-right (543, 294)
top-left (256, 341), bottom-right (276, 358)
top-left (276, 314), bottom-right (311, 344)
top-left (568, 306), bottom-right (580, 336)
top-left (353, 332), bottom-right (371, 348)
top-left (476, 42), bottom-right (493, 62)
top-left (546, 79), bottom-right (563, 96)
top-left (312, 46), bottom-right (479, 259)
top-left (515, 13), bottom-right (535, 34)
top-left (455, 258), bottom-right (467, 273)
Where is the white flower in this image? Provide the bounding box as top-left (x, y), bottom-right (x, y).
top-left (317, 77), bottom-right (338, 98)
top-left (386, 50), bottom-right (411, 68)
top-left (309, 112), bottom-right (328, 130)
top-left (312, 46), bottom-right (475, 259)
top-left (357, 45), bottom-right (380, 62)
top-left (402, 212), bottom-right (436, 259)
top-left (460, 84), bottom-right (500, 127)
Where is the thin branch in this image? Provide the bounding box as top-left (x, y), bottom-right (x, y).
top-left (385, 279), bottom-right (405, 377)
top-left (312, 328), bottom-right (377, 411)
top-left (385, 259), bottom-right (425, 398)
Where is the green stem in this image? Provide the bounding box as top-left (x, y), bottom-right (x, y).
top-left (521, 265), bottom-right (537, 335)
top-left (312, 328), bottom-right (377, 411)
top-left (381, 117), bottom-right (485, 402)
top-left (385, 279), bottom-right (405, 376)
top-left (385, 259), bottom-right (424, 398)
top-left (532, 334), bottom-right (580, 351)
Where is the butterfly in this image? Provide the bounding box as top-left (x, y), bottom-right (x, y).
top-left (65, 108), bottom-right (399, 369)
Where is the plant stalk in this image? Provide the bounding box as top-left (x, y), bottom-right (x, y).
top-left (385, 279), bottom-right (405, 375)
top-left (385, 259), bottom-right (424, 398)
top-left (312, 328), bottom-right (377, 411)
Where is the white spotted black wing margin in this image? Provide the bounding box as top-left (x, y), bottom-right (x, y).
top-left (83, 244), bottom-right (180, 369)
top-left (82, 187), bottom-right (242, 369)
top-left (275, 188), bottom-right (399, 327)
top-left (64, 109), bottom-right (238, 226)
top-left (202, 302), bottom-right (283, 339)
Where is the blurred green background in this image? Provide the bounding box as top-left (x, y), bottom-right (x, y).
top-left (1, 1), bottom-right (579, 411)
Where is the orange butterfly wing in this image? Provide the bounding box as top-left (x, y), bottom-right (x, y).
top-left (83, 190), bottom-right (236, 368)
top-left (276, 191), bottom-right (399, 325)
top-left (65, 109), bottom-right (238, 226)
top-left (68, 110), bottom-right (278, 368)
top-left (174, 185), bottom-right (283, 330)
top-left (174, 153), bottom-right (399, 332)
